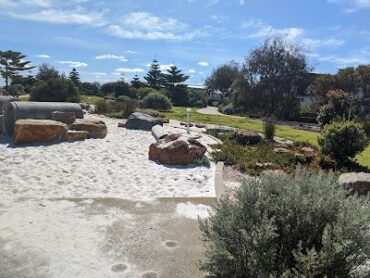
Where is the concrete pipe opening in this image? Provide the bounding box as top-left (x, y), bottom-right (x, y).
top-left (4, 101), bottom-right (84, 136)
top-left (0, 96), bottom-right (17, 115)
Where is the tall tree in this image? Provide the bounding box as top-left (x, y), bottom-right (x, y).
top-left (205, 61), bottom-right (240, 100)
top-left (164, 65), bottom-right (189, 91)
top-left (131, 74), bottom-right (143, 89)
top-left (69, 67), bottom-right (81, 88)
top-left (246, 38), bottom-right (311, 118)
top-left (144, 59), bottom-right (164, 90)
top-left (163, 65), bottom-right (189, 106)
top-left (0, 50), bottom-right (34, 92)
top-left (36, 63), bottom-right (59, 81)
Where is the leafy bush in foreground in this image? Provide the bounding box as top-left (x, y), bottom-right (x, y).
top-left (142, 92), bottom-right (172, 111)
top-left (199, 171), bottom-right (370, 277)
top-left (318, 120), bottom-right (368, 164)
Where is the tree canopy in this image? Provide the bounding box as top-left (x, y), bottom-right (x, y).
top-left (0, 50), bottom-right (34, 92)
top-left (144, 59), bottom-right (164, 90)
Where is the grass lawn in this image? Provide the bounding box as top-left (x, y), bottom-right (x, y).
top-left (79, 95), bottom-right (103, 105)
top-left (163, 106), bottom-right (370, 168)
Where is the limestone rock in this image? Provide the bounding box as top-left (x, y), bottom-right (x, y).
top-left (301, 147), bottom-right (315, 154)
top-left (13, 119), bottom-right (68, 145)
top-left (118, 122), bottom-right (126, 128)
top-left (149, 133), bottom-right (207, 165)
top-left (51, 111), bottom-right (76, 125)
top-left (126, 112), bottom-right (163, 131)
top-left (338, 172), bottom-right (370, 194)
top-left (70, 119), bottom-right (107, 139)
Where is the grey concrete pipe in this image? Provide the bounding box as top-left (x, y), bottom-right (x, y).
top-left (0, 96), bottom-right (17, 115)
top-left (4, 101), bottom-right (84, 136)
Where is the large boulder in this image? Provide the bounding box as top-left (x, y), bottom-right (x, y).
top-left (13, 119), bottom-right (68, 145)
top-left (126, 112), bottom-right (163, 131)
top-left (338, 172), bottom-right (370, 195)
top-left (149, 134), bottom-right (207, 165)
top-left (70, 119), bottom-right (107, 139)
top-left (51, 111), bottom-right (76, 125)
top-left (233, 130), bottom-right (261, 145)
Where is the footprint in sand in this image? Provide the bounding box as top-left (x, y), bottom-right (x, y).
top-left (111, 263), bottom-right (127, 272)
top-left (141, 271), bottom-right (158, 278)
top-left (164, 240), bottom-right (178, 248)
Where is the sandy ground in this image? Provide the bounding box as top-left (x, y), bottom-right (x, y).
top-left (0, 114), bottom-right (217, 278)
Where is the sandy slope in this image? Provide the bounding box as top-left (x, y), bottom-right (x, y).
top-left (0, 114), bottom-right (216, 201)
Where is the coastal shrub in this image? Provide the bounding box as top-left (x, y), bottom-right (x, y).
top-left (30, 78), bottom-right (80, 102)
top-left (263, 118), bottom-right (276, 140)
top-left (317, 90), bottom-right (356, 127)
top-left (95, 99), bottom-right (137, 118)
top-left (190, 100), bottom-right (206, 108)
top-left (218, 102), bottom-right (235, 115)
top-left (142, 92), bottom-right (172, 111)
top-left (199, 171), bottom-right (370, 277)
top-left (318, 120), bottom-right (368, 163)
top-left (135, 87), bottom-right (160, 100)
top-left (135, 108), bottom-right (163, 118)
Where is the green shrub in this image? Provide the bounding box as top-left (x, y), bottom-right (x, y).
top-left (142, 92), bottom-right (172, 111)
top-left (317, 90), bottom-right (356, 127)
top-left (318, 120), bottom-right (368, 163)
top-left (219, 102), bottom-right (235, 114)
top-left (199, 171), bottom-right (370, 277)
top-left (30, 78), bottom-right (80, 102)
top-left (190, 100), bottom-right (206, 108)
top-left (263, 118), bottom-right (276, 140)
top-left (135, 87), bottom-right (160, 100)
top-left (95, 99), bottom-right (138, 118)
top-left (135, 108), bottom-right (163, 118)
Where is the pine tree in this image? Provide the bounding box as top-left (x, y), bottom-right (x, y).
top-left (144, 59), bottom-right (164, 90)
top-left (131, 74), bottom-right (142, 89)
top-left (0, 50), bottom-right (34, 92)
top-left (164, 65), bottom-right (189, 91)
top-left (69, 68), bottom-right (81, 88)
top-left (164, 65), bottom-right (189, 106)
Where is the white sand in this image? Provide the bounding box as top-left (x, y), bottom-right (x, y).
top-left (175, 202), bottom-right (213, 220)
top-left (0, 114), bottom-right (216, 201)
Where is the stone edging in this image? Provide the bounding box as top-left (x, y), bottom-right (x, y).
top-left (215, 162), bottom-right (225, 201)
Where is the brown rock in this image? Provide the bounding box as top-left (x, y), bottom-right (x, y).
top-left (51, 111), bottom-right (76, 125)
top-left (234, 130), bottom-right (261, 145)
top-left (274, 147), bottom-right (290, 154)
top-left (13, 119), bottom-right (68, 145)
top-left (70, 119), bottom-right (107, 139)
top-left (118, 122), bottom-right (126, 128)
top-left (149, 134), bottom-right (207, 165)
top-left (338, 172), bottom-right (370, 195)
top-left (66, 130), bottom-right (88, 142)
top-left (160, 118), bottom-right (170, 124)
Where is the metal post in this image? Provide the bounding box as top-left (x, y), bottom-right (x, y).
top-left (186, 108), bottom-right (192, 134)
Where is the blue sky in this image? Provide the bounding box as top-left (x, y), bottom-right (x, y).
top-left (0, 0), bottom-right (369, 85)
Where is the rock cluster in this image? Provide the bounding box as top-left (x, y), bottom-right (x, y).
top-left (126, 112), bottom-right (163, 131)
top-left (13, 111), bottom-right (107, 145)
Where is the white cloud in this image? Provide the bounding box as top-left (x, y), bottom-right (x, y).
top-left (36, 54), bottom-right (50, 58)
top-left (9, 8), bottom-right (106, 26)
top-left (58, 60), bottom-right (88, 68)
top-left (328, 0), bottom-right (370, 11)
top-left (125, 50), bottom-right (137, 54)
top-left (93, 72), bottom-right (107, 76)
top-left (198, 61), bottom-right (209, 67)
top-left (303, 38), bottom-right (345, 48)
top-left (95, 54), bottom-right (127, 62)
top-left (189, 69), bottom-right (197, 74)
top-left (115, 68), bottom-right (144, 73)
top-left (107, 12), bottom-right (204, 41)
top-left (240, 0), bottom-right (246, 5)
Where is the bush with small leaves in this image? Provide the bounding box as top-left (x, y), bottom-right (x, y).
top-left (199, 171), bottom-right (370, 277)
top-left (142, 92), bottom-right (172, 111)
top-left (318, 120), bottom-right (368, 163)
top-left (263, 118), bottom-right (276, 140)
